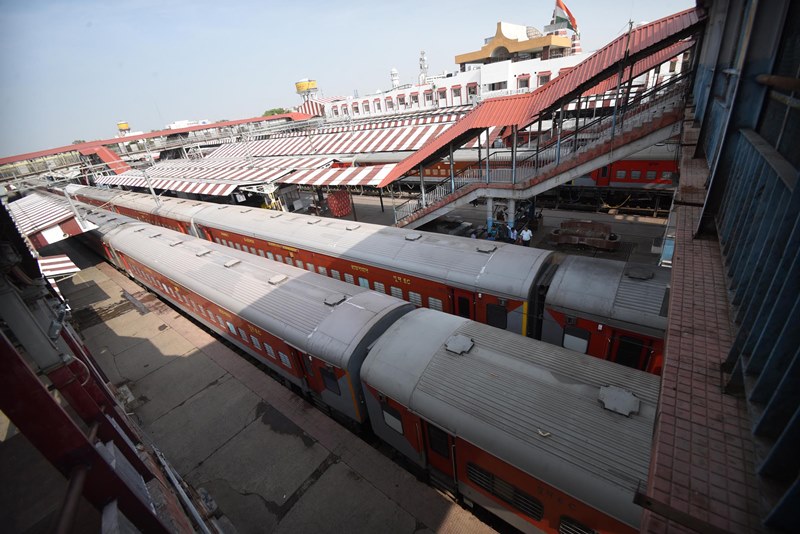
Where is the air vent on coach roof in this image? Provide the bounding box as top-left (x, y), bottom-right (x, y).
top-left (405, 233), bottom-right (422, 241)
top-left (324, 293), bottom-right (347, 306)
top-left (224, 259), bottom-right (241, 268)
top-left (598, 385), bottom-right (640, 417)
top-left (445, 334), bottom-right (474, 355)
top-left (625, 267), bottom-right (654, 280)
top-left (476, 243), bottom-right (497, 254)
top-left (268, 274), bottom-right (288, 286)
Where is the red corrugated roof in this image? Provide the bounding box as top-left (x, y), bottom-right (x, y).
top-left (378, 7), bottom-right (704, 187)
top-left (585, 40), bottom-right (694, 95)
top-left (0, 113), bottom-right (312, 165)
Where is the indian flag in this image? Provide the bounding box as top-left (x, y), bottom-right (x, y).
top-left (554, 0), bottom-right (579, 35)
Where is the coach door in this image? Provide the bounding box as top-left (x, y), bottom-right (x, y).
top-left (611, 334), bottom-right (652, 371)
top-left (451, 288), bottom-right (474, 320)
top-left (424, 422), bottom-right (456, 488)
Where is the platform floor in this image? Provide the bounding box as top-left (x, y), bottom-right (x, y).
top-left (59, 254), bottom-right (497, 534)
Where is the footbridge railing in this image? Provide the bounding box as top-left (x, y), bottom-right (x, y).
top-left (393, 74), bottom-right (689, 226)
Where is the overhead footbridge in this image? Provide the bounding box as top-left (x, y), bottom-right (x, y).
top-left (378, 8), bottom-right (707, 228)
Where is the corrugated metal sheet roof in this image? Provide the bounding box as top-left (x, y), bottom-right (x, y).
top-left (585, 40), bottom-right (694, 95)
top-left (38, 255), bottom-right (79, 277)
top-left (6, 192), bottom-right (75, 236)
top-left (276, 164), bottom-right (397, 187)
top-left (361, 309), bottom-right (659, 528)
top-left (546, 255), bottom-right (670, 336)
top-left (94, 173), bottom-right (243, 196)
top-left (89, 213), bottom-right (411, 368)
top-left (381, 7), bottom-right (704, 186)
top-left (0, 113), bottom-right (313, 165)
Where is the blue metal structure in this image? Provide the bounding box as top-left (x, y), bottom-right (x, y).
top-left (693, 0), bottom-right (799, 529)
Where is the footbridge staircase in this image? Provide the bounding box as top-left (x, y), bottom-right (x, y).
top-left (394, 77), bottom-right (687, 228)
top-left (378, 7), bottom-right (706, 228)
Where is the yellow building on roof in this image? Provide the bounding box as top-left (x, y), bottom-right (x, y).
top-left (455, 22), bottom-right (574, 69)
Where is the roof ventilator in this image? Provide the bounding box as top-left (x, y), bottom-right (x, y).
top-left (269, 213), bottom-right (283, 219)
top-left (307, 219), bottom-right (321, 225)
top-left (405, 233), bottom-right (422, 241)
top-left (345, 224), bottom-right (360, 231)
top-left (169, 240), bottom-right (183, 247)
top-left (133, 227), bottom-right (145, 232)
top-left (240, 208), bottom-right (252, 213)
top-left (476, 243), bottom-right (497, 254)
top-left (445, 334), bottom-right (474, 355)
top-left (149, 233), bottom-right (161, 238)
top-left (324, 293), bottom-right (347, 306)
top-left (625, 267), bottom-right (654, 280)
top-left (598, 385), bottom-right (640, 417)
top-left (268, 274), bottom-right (288, 286)
top-left (224, 259), bottom-right (241, 268)
top-left (195, 248), bottom-right (211, 257)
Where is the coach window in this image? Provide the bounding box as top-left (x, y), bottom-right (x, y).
top-left (295, 259), bottom-right (303, 268)
top-left (250, 335), bottom-right (262, 350)
top-left (267, 252), bottom-right (275, 260)
top-left (558, 516), bottom-right (597, 534)
top-left (214, 238), bottom-right (221, 244)
top-left (631, 170), bottom-right (642, 180)
top-left (250, 247), bottom-right (257, 254)
top-left (427, 424), bottom-right (450, 458)
top-left (358, 277), bottom-right (369, 289)
top-left (285, 257), bottom-right (293, 265)
top-left (307, 263), bottom-right (315, 272)
top-left (320, 367), bottom-right (341, 395)
top-left (466, 463), bottom-right (544, 521)
top-left (318, 266), bottom-right (328, 276)
top-left (373, 281), bottom-right (386, 293)
top-left (258, 250), bottom-right (265, 257)
top-left (234, 243), bottom-right (242, 250)
top-left (226, 321), bottom-right (237, 335)
top-left (646, 170), bottom-right (657, 180)
top-left (563, 325), bottom-right (590, 354)
top-left (344, 273), bottom-right (355, 284)
top-left (408, 291), bottom-right (423, 307)
top-left (486, 304), bottom-right (508, 329)
top-left (390, 286), bottom-right (403, 300)
top-left (382, 403), bottom-right (404, 434)
top-left (428, 297), bottom-right (443, 311)
top-left (276, 254), bottom-right (283, 263)
top-left (264, 344), bottom-right (276, 359)
top-left (662, 171), bottom-right (673, 181)
top-left (331, 269), bottom-right (341, 280)
top-left (615, 170), bottom-right (626, 179)
top-left (238, 328), bottom-right (248, 342)
top-left (279, 352), bottom-right (292, 369)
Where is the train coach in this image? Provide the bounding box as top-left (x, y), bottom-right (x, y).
top-left (79, 208), bottom-right (659, 534)
top-left (62, 185), bottom-right (669, 375)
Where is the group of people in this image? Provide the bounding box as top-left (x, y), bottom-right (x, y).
top-left (495, 221), bottom-right (533, 246)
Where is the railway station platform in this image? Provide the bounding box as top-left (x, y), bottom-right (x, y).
top-left (57, 251), bottom-right (497, 534)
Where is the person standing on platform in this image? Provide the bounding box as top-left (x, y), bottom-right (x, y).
top-left (508, 223), bottom-right (517, 244)
top-left (520, 225), bottom-right (532, 246)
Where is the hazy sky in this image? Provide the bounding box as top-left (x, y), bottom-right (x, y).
top-left (0, 0), bottom-right (694, 158)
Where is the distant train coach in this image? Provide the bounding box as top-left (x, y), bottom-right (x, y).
top-left (62, 185), bottom-right (670, 375)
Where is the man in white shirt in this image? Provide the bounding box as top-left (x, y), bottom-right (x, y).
top-left (520, 226), bottom-right (533, 246)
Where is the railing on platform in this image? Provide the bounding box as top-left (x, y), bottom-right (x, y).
top-left (393, 74), bottom-right (689, 225)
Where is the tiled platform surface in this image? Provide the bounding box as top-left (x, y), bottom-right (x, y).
top-left (641, 117), bottom-right (762, 532)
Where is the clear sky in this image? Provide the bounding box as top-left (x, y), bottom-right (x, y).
top-left (0, 0), bottom-right (694, 158)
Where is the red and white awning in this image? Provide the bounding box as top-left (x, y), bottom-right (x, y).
top-left (94, 173), bottom-right (245, 196)
top-left (6, 193), bottom-right (75, 235)
top-left (38, 255), bottom-right (80, 278)
top-left (277, 164), bottom-right (397, 187)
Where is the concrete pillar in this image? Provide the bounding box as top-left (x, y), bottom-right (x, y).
top-left (486, 197), bottom-right (493, 231)
top-left (507, 199), bottom-right (516, 227)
